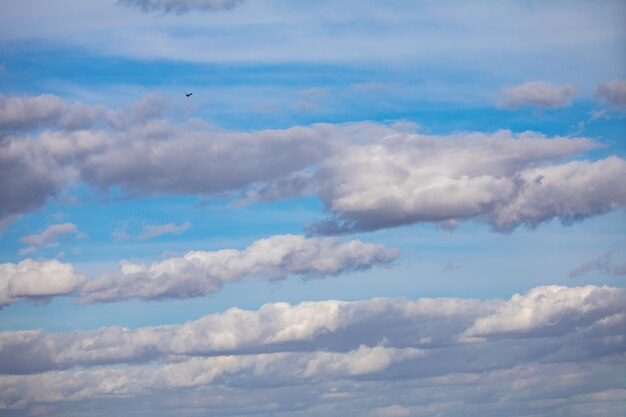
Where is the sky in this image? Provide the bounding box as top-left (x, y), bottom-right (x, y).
top-left (0, 0), bottom-right (625, 416)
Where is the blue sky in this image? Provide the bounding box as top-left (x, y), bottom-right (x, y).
top-left (0, 1), bottom-right (625, 416)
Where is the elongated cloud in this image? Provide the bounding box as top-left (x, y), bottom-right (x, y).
top-left (19, 223), bottom-right (79, 255)
top-left (3, 93), bottom-right (626, 235)
top-left (499, 81), bottom-right (577, 108)
top-left (311, 131), bottom-right (626, 233)
top-left (0, 285), bottom-right (623, 416)
top-left (80, 235), bottom-right (398, 302)
top-left (0, 259), bottom-right (85, 308)
top-left (119, 0), bottom-right (244, 14)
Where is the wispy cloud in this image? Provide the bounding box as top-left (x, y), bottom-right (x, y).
top-left (112, 221), bottom-right (191, 241)
top-left (19, 223), bottom-right (81, 256)
top-left (569, 251), bottom-right (626, 278)
top-left (119, 0), bottom-right (244, 14)
top-left (498, 81), bottom-right (577, 109)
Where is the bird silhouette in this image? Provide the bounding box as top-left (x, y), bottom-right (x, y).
top-left (186, 92), bottom-right (193, 97)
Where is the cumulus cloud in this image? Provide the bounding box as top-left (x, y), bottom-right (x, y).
top-left (119, 0), bottom-right (244, 14)
top-left (4, 94), bottom-right (625, 235)
top-left (499, 81), bottom-right (577, 108)
top-left (0, 285), bottom-right (623, 416)
top-left (80, 234), bottom-right (398, 302)
top-left (593, 80), bottom-right (626, 109)
top-left (0, 259), bottom-right (85, 308)
top-left (461, 285), bottom-right (624, 340)
top-left (569, 251), bottom-right (626, 278)
top-left (310, 130), bottom-right (625, 234)
top-left (18, 223), bottom-right (80, 255)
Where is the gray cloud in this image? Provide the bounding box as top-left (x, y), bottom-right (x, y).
top-left (499, 81), bottom-right (577, 109)
top-left (3, 94), bottom-right (626, 236)
top-left (119, 0), bottom-right (244, 14)
top-left (593, 80), bottom-right (626, 109)
top-left (0, 259), bottom-right (85, 308)
top-left (0, 93), bottom-right (343, 223)
top-left (310, 131), bottom-right (625, 234)
top-left (569, 251), bottom-right (626, 278)
top-left (0, 285), bottom-right (623, 416)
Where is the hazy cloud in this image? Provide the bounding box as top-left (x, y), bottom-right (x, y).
top-left (499, 81), bottom-right (577, 109)
top-left (19, 223), bottom-right (80, 255)
top-left (113, 221), bottom-right (191, 241)
top-left (593, 80), bottom-right (626, 109)
top-left (119, 0), bottom-right (244, 14)
top-left (569, 251), bottom-right (626, 278)
top-left (80, 235), bottom-right (399, 302)
top-left (0, 259), bottom-right (85, 308)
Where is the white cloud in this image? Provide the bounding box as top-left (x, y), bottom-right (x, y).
top-left (461, 285), bottom-right (623, 340)
top-left (0, 259), bottom-right (85, 308)
top-left (0, 285), bottom-right (623, 416)
top-left (593, 80), bottom-right (626, 109)
top-left (499, 81), bottom-right (577, 109)
top-left (119, 0), bottom-right (244, 14)
top-left (80, 234), bottom-right (399, 302)
top-left (310, 130), bottom-right (624, 234)
top-left (19, 223), bottom-right (79, 255)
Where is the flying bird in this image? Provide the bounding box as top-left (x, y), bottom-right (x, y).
top-left (186, 92), bottom-right (193, 97)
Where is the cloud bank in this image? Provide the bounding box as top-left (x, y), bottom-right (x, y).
top-left (0, 285), bottom-right (623, 416)
top-left (3, 93), bottom-right (626, 235)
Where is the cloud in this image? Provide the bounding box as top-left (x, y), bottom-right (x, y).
top-left (18, 223), bottom-right (80, 255)
top-left (593, 80), bottom-right (626, 109)
top-left (0, 285), bottom-right (623, 416)
top-left (119, 0), bottom-right (244, 14)
top-left (80, 234), bottom-right (399, 302)
top-left (4, 95), bottom-right (625, 235)
top-left (499, 81), bottom-right (577, 109)
top-left (113, 221), bottom-right (191, 240)
top-left (0, 93), bottom-right (345, 223)
top-left (309, 130), bottom-right (625, 234)
top-left (569, 251), bottom-right (626, 278)
top-left (461, 285), bottom-right (624, 340)
top-left (0, 259), bottom-right (85, 308)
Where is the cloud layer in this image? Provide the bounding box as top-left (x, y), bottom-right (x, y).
top-left (3, 93), bottom-right (626, 236)
top-left (0, 285), bottom-right (623, 416)
top-left (80, 234), bottom-right (398, 302)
